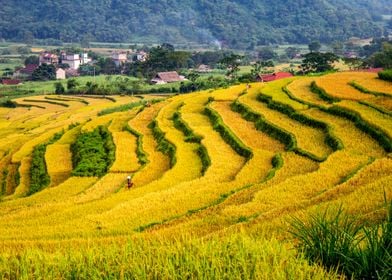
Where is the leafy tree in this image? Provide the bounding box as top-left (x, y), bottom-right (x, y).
top-left (257, 47), bottom-right (278, 61)
top-left (32, 63), bottom-right (56, 81)
top-left (220, 54), bottom-right (243, 78)
top-left (67, 78), bottom-right (79, 91)
top-left (251, 60), bottom-right (274, 78)
top-left (79, 64), bottom-right (100, 76)
top-left (367, 42), bottom-right (392, 69)
top-left (342, 57), bottom-right (364, 70)
top-left (24, 55), bottom-right (39, 66)
top-left (300, 52), bottom-right (338, 74)
top-left (54, 82), bottom-right (65, 94)
top-left (308, 41), bottom-right (321, 53)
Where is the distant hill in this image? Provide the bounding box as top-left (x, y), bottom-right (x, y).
top-left (0, 0), bottom-right (390, 48)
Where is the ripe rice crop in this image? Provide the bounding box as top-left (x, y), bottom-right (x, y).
top-left (239, 89), bottom-right (332, 159)
top-left (316, 72), bottom-right (375, 100)
top-left (286, 78), bottom-right (330, 107)
top-left (45, 144), bottom-right (72, 186)
top-left (338, 100), bottom-right (392, 139)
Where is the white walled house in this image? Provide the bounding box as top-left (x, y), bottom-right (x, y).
top-left (112, 52), bottom-right (127, 67)
top-left (61, 53), bottom-right (81, 70)
top-left (56, 68), bottom-right (66, 80)
top-left (60, 52), bottom-right (91, 70)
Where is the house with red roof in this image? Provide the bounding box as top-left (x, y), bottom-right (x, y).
top-left (1, 79), bottom-right (22, 85)
top-left (257, 72), bottom-right (293, 82)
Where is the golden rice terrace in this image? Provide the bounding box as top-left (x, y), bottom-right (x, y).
top-left (0, 72), bottom-right (391, 279)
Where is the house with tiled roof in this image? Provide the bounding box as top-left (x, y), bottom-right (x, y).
top-left (39, 52), bottom-right (59, 65)
top-left (150, 71), bottom-right (185, 84)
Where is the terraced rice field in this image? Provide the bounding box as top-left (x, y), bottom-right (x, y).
top-left (0, 72), bottom-right (391, 279)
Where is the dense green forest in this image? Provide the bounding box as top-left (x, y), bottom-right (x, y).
top-left (0, 0), bottom-right (391, 49)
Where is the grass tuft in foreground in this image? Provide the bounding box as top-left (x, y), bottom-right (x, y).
top-left (290, 199), bottom-right (392, 279)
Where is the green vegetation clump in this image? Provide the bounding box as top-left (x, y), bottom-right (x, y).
top-left (71, 126), bottom-right (115, 177)
top-left (172, 108), bottom-right (211, 175)
top-left (310, 81), bottom-right (340, 103)
top-left (98, 99), bottom-right (162, 116)
top-left (123, 124), bottom-right (148, 166)
top-left (29, 132), bottom-right (64, 195)
top-left (148, 120), bottom-right (177, 168)
top-left (290, 201), bottom-right (392, 279)
top-left (257, 93), bottom-right (343, 151)
top-left (378, 69), bottom-right (392, 82)
top-left (348, 81), bottom-right (390, 97)
top-left (204, 105), bottom-right (253, 159)
top-left (325, 106), bottom-right (392, 153)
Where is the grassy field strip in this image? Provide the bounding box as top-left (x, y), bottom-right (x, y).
top-left (0, 235), bottom-right (336, 280)
top-left (11, 127), bottom-right (66, 163)
top-left (108, 112), bottom-right (141, 173)
top-left (7, 157), bottom-right (31, 198)
top-left (45, 144), bottom-right (72, 187)
top-left (338, 100), bottom-right (392, 139)
top-left (0, 177), bottom-right (97, 215)
top-left (286, 78), bottom-right (331, 107)
top-left (258, 79), bottom-right (307, 110)
top-left (129, 102), bottom-right (171, 187)
top-left (222, 151), bottom-right (370, 222)
top-left (181, 93), bottom-right (245, 181)
top-left (316, 72), bottom-right (376, 100)
top-left (208, 84), bottom-right (247, 101)
top-left (240, 87), bottom-right (332, 159)
top-left (211, 101), bottom-right (283, 183)
top-left (73, 173), bottom-right (129, 204)
top-left (350, 72), bottom-right (392, 96)
top-left (304, 109), bottom-right (386, 157)
top-left (147, 151), bottom-right (320, 237)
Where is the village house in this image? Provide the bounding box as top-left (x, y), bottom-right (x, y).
top-left (60, 51), bottom-right (91, 70)
top-left (39, 52), bottom-right (59, 65)
top-left (56, 68), bottom-right (66, 80)
top-left (112, 52), bottom-right (128, 67)
top-left (135, 51), bottom-right (148, 62)
top-left (151, 71), bottom-right (186, 84)
top-left (13, 64), bottom-right (39, 80)
top-left (196, 64), bottom-right (212, 73)
top-left (1, 79), bottom-right (22, 85)
top-left (257, 72), bottom-right (293, 82)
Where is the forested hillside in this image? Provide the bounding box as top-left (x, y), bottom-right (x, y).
top-left (0, 0), bottom-right (390, 48)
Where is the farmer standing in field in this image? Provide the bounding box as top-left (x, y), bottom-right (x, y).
top-left (127, 176), bottom-right (133, 189)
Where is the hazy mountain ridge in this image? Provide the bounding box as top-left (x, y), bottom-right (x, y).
top-left (0, 0), bottom-right (390, 48)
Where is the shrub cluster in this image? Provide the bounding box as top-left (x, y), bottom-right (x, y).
top-left (71, 126), bottom-right (115, 177)
top-left (378, 69), bottom-right (392, 82)
top-left (204, 105), bottom-right (253, 159)
top-left (310, 81), bottom-right (340, 103)
top-left (148, 120), bottom-right (177, 168)
top-left (123, 125), bottom-right (148, 166)
top-left (290, 201), bottom-right (392, 279)
top-left (28, 131), bottom-right (64, 195)
top-left (257, 93), bottom-right (343, 151)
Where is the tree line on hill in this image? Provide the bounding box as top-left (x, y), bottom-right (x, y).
top-left (0, 0), bottom-right (390, 49)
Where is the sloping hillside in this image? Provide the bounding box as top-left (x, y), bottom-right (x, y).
top-left (0, 72), bottom-right (391, 278)
top-left (0, 0), bottom-right (387, 48)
